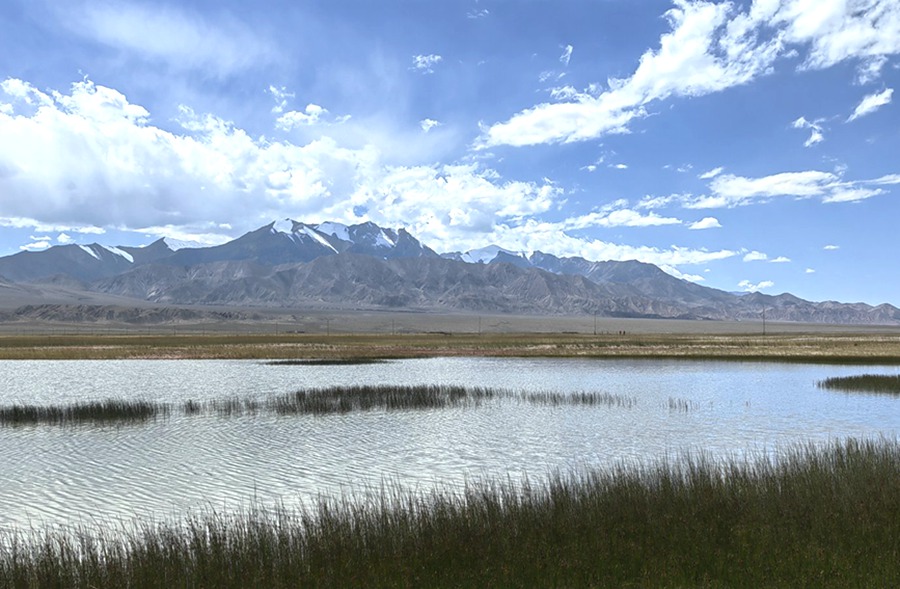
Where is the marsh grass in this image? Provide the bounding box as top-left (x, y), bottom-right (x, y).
top-left (667, 396), bottom-right (699, 412)
top-left (0, 399), bottom-right (166, 426)
top-left (522, 390), bottom-right (636, 408)
top-left (264, 358), bottom-right (388, 366)
top-left (1, 438), bottom-right (897, 588)
top-left (3, 386), bottom-right (634, 426)
top-left (818, 374), bottom-right (900, 395)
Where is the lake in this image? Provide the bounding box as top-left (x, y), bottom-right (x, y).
top-left (0, 357), bottom-right (898, 532)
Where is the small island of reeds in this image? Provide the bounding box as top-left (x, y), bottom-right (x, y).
top-left (817, 374), bottom-right (900, 395)
top-left (0, 386), bottom-right (636, 426)
top-left (1, 438), bottom-right (897, 588)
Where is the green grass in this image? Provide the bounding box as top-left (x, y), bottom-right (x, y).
top-left (0, 399), bottom-right (167, 426)
top-left (1, 438), bottom-right (897, 588)
top-left (818, 374), bottom-right (900, 395)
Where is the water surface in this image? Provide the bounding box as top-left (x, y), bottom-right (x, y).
top-left (0, 357), bottom-right (897, 531)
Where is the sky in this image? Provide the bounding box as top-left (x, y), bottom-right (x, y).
top-left (0, 0), bottom-right (898, 305)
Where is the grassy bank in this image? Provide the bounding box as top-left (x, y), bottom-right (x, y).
top-left (1, 438), bottom-right (897, 588)
top-left (818, 374), bottom-right (900, 395)
top-left (2, 332), bottom-right (900, 363)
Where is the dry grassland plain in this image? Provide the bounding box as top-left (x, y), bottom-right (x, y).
top-left (1, 312), bottom-right (900, 362)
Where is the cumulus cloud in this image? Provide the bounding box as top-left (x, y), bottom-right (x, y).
top-left (770, 256), bottom-right (791, 263)
top-left (420, 118), bottom-right (441, 133)
top-left (59, 1), bottom-right (274, 77)
top-left (0, 77), bottom-right (739, 273)
top-left (56, 233), bottom-right (73, 244)
top-left (689, 217), bottom-right (721, 230)
top-left (743, 251), bottom-right (768, 262)
top-left (480, 0), bottom-right (900, 148)
top-left (738, 279), bottom-right (774, 292)
top-left (276, 104), bottom-right (342, 129)
top-left (847, 88), bottom-right (894, 122)
top-left (791, 116), bottom-right (825, 146)
top-left (19, 238), bottom-right (52, 252)
top-left (411, 54), bottom-right (443, 74)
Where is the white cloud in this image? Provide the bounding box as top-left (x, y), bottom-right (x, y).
top-left (738, 279), bottom-right (774, 292)
top-left (698, 167), bottom-right (724, 179)
top-left (20, 238), bottom-right (51, 251)
top-left (743, 251), bottom-right (768, 262)
top-left (805, 268), bottom-right (816, 273)
top-left (56, 233), bottom-right (73, 244)
top-left (791, 116), bottom-right (825, 147)
top-left (560, 45), bottom-right (573, 67)
top-left (420, 118), bottom-right (441, 133)
top-left (480, 0), bottom-right (900, 148)
top-left (411, 54), bottom-right (443, 74)
top-left (770, 256), bottom-right (791, 263)
top-left (611, 163), bottom-right (628, 170)
top-left (823, 244), bottom-right (840, 250)
top-left (847, 88), bottom-right (894, 122)
top-left (563, 208), bottom-right (682, 230)
top-left (268, 86), bottom-right (295, 114)
top-left (479, 1), bottom-right (782, 147)
top-left (660, 265), bottom-right (705, 282)
top-left (0, 77), bottom-right (737, 274)
top-left (61, 1), bottom-right (274, 77)
top-left (774, 0), bottom-right (900, 73)
top-left (687, 169), bottom-right (892, 208)
top-left (857, 55), bottom-right (888, 84)
top-left (689, 217), bottom-right (721, 230)
top-left (467, 9), bottom-right (490, 19)
top-left (276, 104), bottom-right (334, 129)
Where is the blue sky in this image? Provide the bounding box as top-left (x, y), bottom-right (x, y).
top-left (0, 0), bottom-right (898, 305)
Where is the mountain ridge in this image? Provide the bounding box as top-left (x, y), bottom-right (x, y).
top-left (0, 219), bottom-right (897, 325)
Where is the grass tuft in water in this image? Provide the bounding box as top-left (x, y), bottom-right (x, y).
top-left (264, 358), bottom-right (388, 366)
top-left (522, 390), bottom-right (636, 408)
top-left (268, 384), bottom-right (497, 415)
top-left (1, 439), bottom-right (897, 587)
top-left (818, 374), bottom-right (900, 395)
top-left (0, 399), bottom-right (167, 426)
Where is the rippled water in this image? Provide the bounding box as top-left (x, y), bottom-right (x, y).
top-left (0, 357), bottom-right (898, 531)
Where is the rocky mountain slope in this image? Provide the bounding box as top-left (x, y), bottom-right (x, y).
top-left (0, 220), bottom-right (897, 324)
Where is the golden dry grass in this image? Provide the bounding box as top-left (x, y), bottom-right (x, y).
top-left (2, 331), bottom-right (900, 362)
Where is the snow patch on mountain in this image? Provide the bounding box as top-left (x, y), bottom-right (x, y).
top-left (101, 245), bottom-right (134, 263)
top-left (316, 222), bottom-right (350, 242)
top-left (376, 229), bottom-right (396, 248)
top-left (160, 238), bottom-right (205, 251)
top-left (300, 225), bottom-right (338, 253)
top-left (272, 219), bottom-right (295, 235)
top-left (460, 245), bottom-right (524, 264)
top-left (78, 245), bottom-right (100, 260)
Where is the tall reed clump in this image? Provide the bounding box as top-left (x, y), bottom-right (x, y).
top-left (0, 399), bottom-right (167, 426)
top-left (818, 374), bottom-right (900, 395)
top-left (268, 384), bottom-right (498, 415)
top-left (1, 438), bottom-right (898, 588)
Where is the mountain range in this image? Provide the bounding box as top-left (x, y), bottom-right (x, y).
top-left (0, 219), bottom-right (897, 325)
